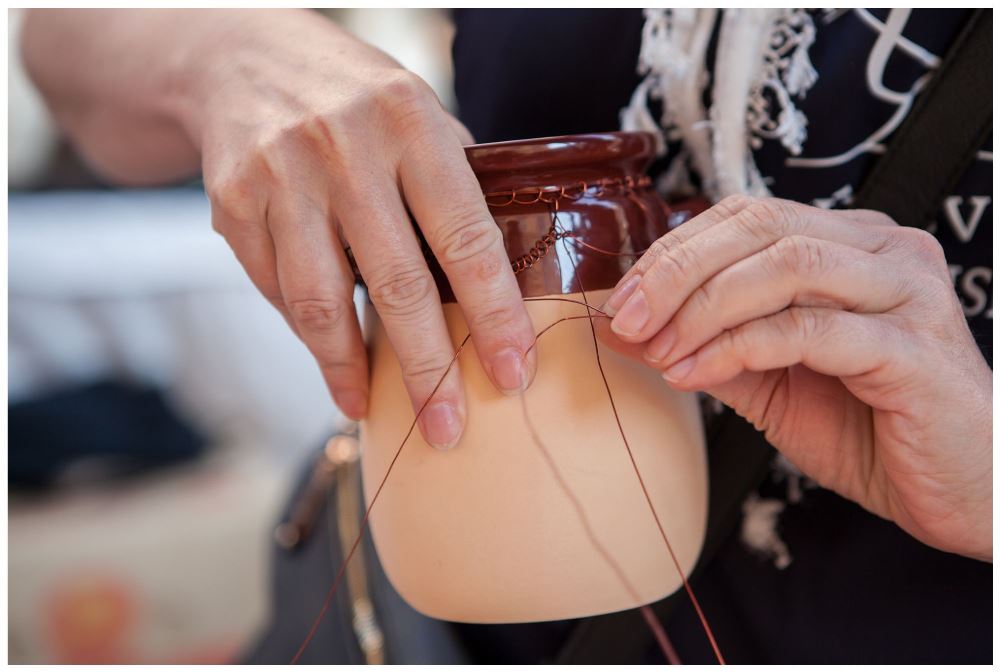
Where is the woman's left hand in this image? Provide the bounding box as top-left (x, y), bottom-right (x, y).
top-left (595, 195), bottom-right (992, 561)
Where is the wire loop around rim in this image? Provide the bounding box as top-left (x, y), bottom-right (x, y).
top-left (502, 176), bottom-right (652, 273)
top-left (483, 175), bottom-right (652, 208)
top-left (345, 175), bottom-right (654, 280)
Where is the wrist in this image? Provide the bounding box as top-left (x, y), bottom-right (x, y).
top-left (165, 9), bottom-right (315, 149)
top-left (162, 10), bottom-right (259, 149)
top-left (946, 376), bottom-right (992, 561)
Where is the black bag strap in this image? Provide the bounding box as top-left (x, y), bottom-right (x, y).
top-left (852, 8), bottom-right (992, 222)
top-left (557, 9), bottom-right (992, 664)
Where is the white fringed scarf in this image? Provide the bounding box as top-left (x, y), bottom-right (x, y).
top-left (621, 9), bottom-right (820, 201)
top-left (620, 9), bottom-right (823, 569)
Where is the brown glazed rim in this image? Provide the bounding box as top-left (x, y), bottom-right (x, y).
top-left (349, 131), bottom-right (663, 291)
top-left (464, 131), bottom-right (657, 182)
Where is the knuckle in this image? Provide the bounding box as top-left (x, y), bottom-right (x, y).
top-left (294, 114), bottom-right (342, 154)
top-left (784, 307), bottom-right (820, 342)
top-left (285, 115), bottom-right (358, 175)
top-left (465, 300), bottom-right (520, 336)
top-left (716, 193), bottom-right (754, 217)
top-left (375, 70), bottom-right (436, 129)
top-left (378, 70), bottom-right (433, 107)
top-left (736, 199), bottom-right (787, 242)
top-left (689, 282), bottom-right (715, 316)
top-left (864, 227), bottom-right (899, 257)
top-left (649, 236), bottom-right (675, 257)
top-left (287, 297), bottom-right (352, 334)
top-left (399, 351), bottom-right (452, 385)
top-left (854, 208), bottom-right (898, 228)
top-left (902, 228), bottom-right (948, 268)
top-left (206, 174), bottom-right (256, 223)
top-left (248, 131), bottom-right (298, 184)
top-left (434, 212), bottom-right (504, 270)
top-left (733, 323), bottom-right (760, 359)
top-left (719, 324), bottom-right (753, 361)
top-left (654, 230), bottom-right (686, 255)
top-left (210, 210), bottom-right (227, 236)
top-left (638, 234), bottom-right (677, 272)
top-left (367, 265), bottom-right (437, 317)
top-left (651, 241), bottom-right (699, 286)
top-left (772, 235), bottom-right (828, 277)
top-left (325, 96), bottom-right (370, 139)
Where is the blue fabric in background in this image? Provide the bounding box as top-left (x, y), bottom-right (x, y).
top-left (9, 381), bottom-right (205, 489)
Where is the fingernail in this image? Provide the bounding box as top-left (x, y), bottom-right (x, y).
top-left (419, 401), bottom-right (463, 449)
top-left (611, 289), bottom-right (650, 337)
top-left (644, 325), bottom-right (676, 363)
top-left (662, 355), bottom-right (696, 383)
top-left (335, 389), bottom-right (368, 420)
top-left (491, 347), bottom-right (527, 394)
top-left (603, 275), bottom-right (641, 316)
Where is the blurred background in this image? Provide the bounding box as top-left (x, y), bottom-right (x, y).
top-left (7, 8), bottom-right (456, 663)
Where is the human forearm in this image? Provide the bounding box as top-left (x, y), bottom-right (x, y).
top-left (22, 8), bottom-right (539, 449)
top-left (20, 9), bottom-right (316, 185)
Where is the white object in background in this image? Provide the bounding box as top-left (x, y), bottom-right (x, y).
top-left (8, 188), bottom-right (351, 463)
top-left (8, 453), bottom-right (287, 663)
top-left (8, 187), bottom-right (366, 664)
top-left (336, 8), bottom-right (457, 112)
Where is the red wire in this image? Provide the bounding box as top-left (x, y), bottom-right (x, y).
top-left (555, 210), bottom-right (726, 665)
top-left (292, 212), bottom-right (725, 664)
top-left (290, 334), bottom-right (471, 664)
top-left (519, 390), bottom-right (682, 665)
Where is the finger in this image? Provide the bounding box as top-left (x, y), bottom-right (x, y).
top-left (658, 307), bottom-right (908, 393)
top-left (212, 207), bottom-right (301, 335)
top-left (340, 176), bottom-right (467, 449)
top-left (837, 208), bottom-right (898, 228)
top-left (268, 197), bottom-right (370, 421)
top-left (593, 317), bottom-right (648, 362)
top-left (398, 114), bottom-right (537, 396)
top-left (595, 195), bottom-right (758, 362)
top-left (644, 237), bottom-right (913, 367)
top-left (607, 197), bottom-right (896, 343)
top-left (602, 194), bottom-right (752, 314)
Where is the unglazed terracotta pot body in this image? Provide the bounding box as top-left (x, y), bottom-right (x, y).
top-left (360, 132), bottom-right (709, 623)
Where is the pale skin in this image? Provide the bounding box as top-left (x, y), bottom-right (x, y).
top-left (21, 8), bottom-right (537, 450)
top-left (22, 10), bottom-right (991, 560)
top-left (596, 195), bottom-right (992, 562)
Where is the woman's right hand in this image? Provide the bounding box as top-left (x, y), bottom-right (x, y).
top-left (174, 10), bottom-right (536, 447)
